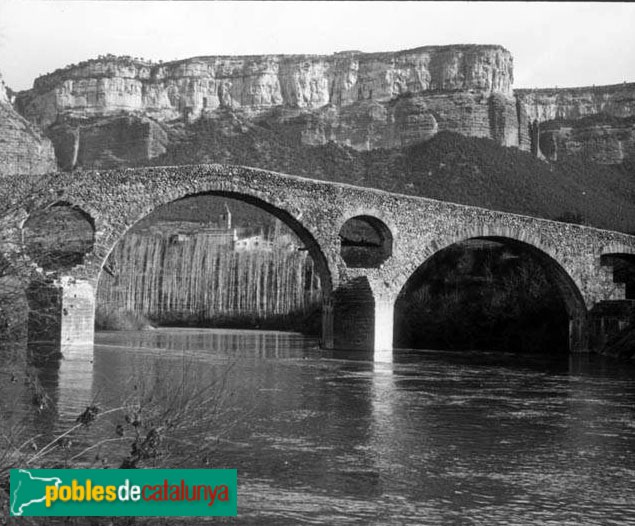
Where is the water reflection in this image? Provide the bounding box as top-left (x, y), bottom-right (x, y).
top-left (3, 330), bottom-right (635, 524)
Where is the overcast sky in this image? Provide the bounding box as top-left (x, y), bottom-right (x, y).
top-left (0, 1), bottom-right (633, 92)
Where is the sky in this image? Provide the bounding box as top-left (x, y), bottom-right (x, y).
top-left (0, 1), bottom-right (634, 92)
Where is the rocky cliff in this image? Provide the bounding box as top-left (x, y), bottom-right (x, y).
top-left (0, 71), bottom-right (57, 176)
top-left (18, 45), bottom-right (515, 124)
top-left (535, 116), bottom-right (635, 164)
top-left (516, 84), bottom-right (635, 163)
top-left (516, 83), bottom-right (635, 122)
top-left (12, 46), bottom-right (635, 170)
top-left (46, 115), bottom-right (168, 171)
top-left (14, 45), bottom-right (525, 169)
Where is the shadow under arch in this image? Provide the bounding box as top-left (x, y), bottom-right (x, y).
top-left (96, 189), bottom-right (334, 346)
top-left (22, 200), bottom-right (96, 271)
top-left (394, 234), bottom-right (589, 354)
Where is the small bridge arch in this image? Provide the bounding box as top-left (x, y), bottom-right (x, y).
top-left (97, 189), bottom-right (335, 297)
top-left (41, 166), bottom-right (347, 350)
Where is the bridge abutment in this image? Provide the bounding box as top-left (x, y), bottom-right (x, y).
top-left (588, 300), bottom-right (635, 350)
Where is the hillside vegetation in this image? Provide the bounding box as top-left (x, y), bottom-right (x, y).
top-left (147, 114), bottom-right (635, 233)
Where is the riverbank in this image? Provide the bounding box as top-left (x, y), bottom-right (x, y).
top-left (95, 306), bottom-right (322, 336)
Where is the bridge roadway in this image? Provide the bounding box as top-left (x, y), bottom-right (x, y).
top-left (2, 164), bottom-right (634, 361)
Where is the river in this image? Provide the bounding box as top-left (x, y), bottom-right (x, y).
top-left (5, 328), bottom-right (635, 525)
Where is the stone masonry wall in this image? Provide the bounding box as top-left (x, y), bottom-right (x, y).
top-left (4, 164), bottom-right (634, 302)
top-left (3, 164), bottom-right (635, 352)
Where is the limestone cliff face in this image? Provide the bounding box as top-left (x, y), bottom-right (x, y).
top-left (15, 45), bottom-right (522, 165)
top-left (19, 46), bottom-right (514, 124)
top-left (0, 71), bottom-right (57, 176)
top-left (47, 116), bottom-right (169, 171)
top-left (516, 84), bottom-right (635, 163)
top-left (14, 46), bottom-right (635, 170)
top-left (516, 83), bottom-right (635, 122)
top-left (537, 118), bottom-right (635, 164)
top-left (280, 91), bottom-right (519, 150)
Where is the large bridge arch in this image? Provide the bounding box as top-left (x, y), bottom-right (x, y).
top-left (393, 223), bottom-right (589, 353)
top-left (98, 189), bottom-right (335, 346)
top-left (57, 169), bottom-right (343, 350)
top-left (65, 167), bottom-right (342, 290)
top-left (96, 189), bottom-right (335, 299)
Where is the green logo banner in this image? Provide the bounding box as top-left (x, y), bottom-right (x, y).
top-left (10, 469), bottom-right (237, 517)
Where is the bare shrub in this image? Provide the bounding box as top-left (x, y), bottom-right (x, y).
top-left (0, 353), bottom-right (237, 524)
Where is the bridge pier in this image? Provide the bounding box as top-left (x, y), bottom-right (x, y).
top-left (333, 278), bottom-right (375, 352)
top-left (51, 275), bottom-right (396, 361)
top-left (59, 277), bottom-right (95, 351)
top-left (332, 278), bottom-right (394, 361)
top-left (373, 299), bottom-right (394, 363)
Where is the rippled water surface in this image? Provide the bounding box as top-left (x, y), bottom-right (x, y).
top-left (8, 329), bottom-right (635, 525)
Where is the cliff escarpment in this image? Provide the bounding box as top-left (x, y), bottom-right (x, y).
top-left (0, 71), bottom-right (57, 176)
top-left (14, 45), bottom-right (524, 169)
top-left (10, 46), bottom-right (635, 170)
top-left (535, 115), bottom-right (635, 165)
top-left (516, 83), bottom-right (635, 122)
top-left (18, 45), bottom-right (515, 124)
top-left (516, 83), bottom-right (635, 164)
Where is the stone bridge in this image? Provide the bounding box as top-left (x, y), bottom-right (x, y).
top-left (2, 164), bottom-right (635, 361)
